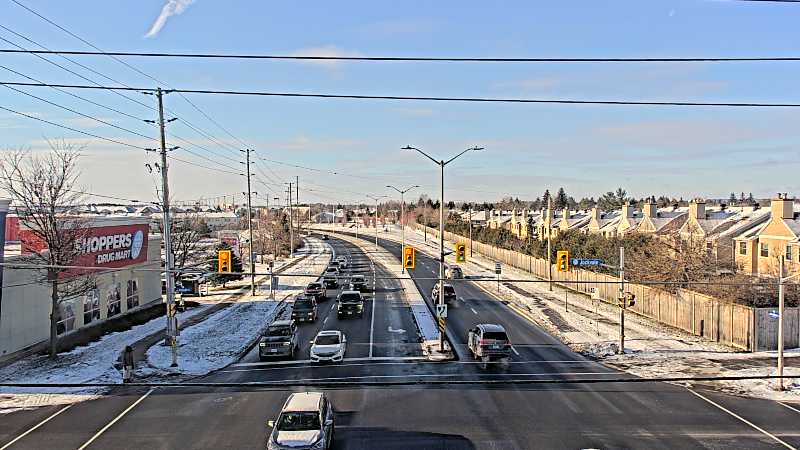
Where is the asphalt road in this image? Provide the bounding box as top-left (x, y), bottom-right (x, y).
top-left (2, 233), bottom-right (800, 449)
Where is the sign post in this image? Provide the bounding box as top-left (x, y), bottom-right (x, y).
top-left (495, 262), bottom-right (502, 292)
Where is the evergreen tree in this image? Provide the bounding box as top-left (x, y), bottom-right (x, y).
top-left (542, 189), bottom-right (551, 209)
top-left (729, 192), bottom-right (736, 204)
top-left (554, 187), bottom-right (568, 209)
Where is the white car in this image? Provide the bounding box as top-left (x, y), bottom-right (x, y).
top-left (336, 256), bottom-right (348, 269)
top-left (267, 392), bottom-right (334, 450)
top-left (309, 330), bottom-right (346, 363)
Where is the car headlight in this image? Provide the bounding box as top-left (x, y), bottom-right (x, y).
top-left (282, 342), bottom-right (291, 346)
top-left (259, 342), bottom-right (266, 347)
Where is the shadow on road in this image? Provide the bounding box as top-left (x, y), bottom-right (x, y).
top-left (332, 426), bottom-right (475, 450)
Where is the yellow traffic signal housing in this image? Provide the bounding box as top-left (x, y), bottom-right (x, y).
top-left (455, 242), bottom-right (467, 263)
top-left (403, 245), bottom-right (416, 269)
top-left (218, 249), bottom-right (232, 273)
top-left (556, 250), bottom-right (569, 272)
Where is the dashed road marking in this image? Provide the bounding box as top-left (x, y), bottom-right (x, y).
top-left (0, 404), bottom-right (74, 450)
top-left (511, 346), bottom-right (520, 356)
top-left (779, 402), bottom-right (800, 415)
top-left (470, 307), bottom-right (478, 315)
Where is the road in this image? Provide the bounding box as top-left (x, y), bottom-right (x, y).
top-left (1, 233), bottom-right (799, 449)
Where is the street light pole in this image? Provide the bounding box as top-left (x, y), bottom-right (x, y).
top-left (403, 145), bottom-right (484, 353)
top-left (387, 185), bottom-right (419, 273)
top-left (778, 255), bottom-right (785, 391)
top-left (366, 194), bottom-right (387, 251)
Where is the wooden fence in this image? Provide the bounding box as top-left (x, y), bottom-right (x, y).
top-left (413, 223), bottom-right (800, 351)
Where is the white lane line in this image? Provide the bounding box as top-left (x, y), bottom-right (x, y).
top-left (0, 404), bottom-right (74, 450)
top-left (369, 261), bottom-right (376, 359)
top-left (77, 388), bottom-right (155, 450)
top-left (470, 307), bottom-right (478, 315)
top-left (230, 356), bottom-right (589, 369)
top-left (322, 316), bottom-right (328, 326)
top-left (779, 402), bottom-right (800, 415)
top-left (511, 346), bottom-right (520, 356)
top-left (330, 303), bottom-right (335, 311)
top-left (688, 389), bottom-right (796, 450)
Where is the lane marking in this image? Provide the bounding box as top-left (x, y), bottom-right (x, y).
top-left (511, 346), bottom-right (520, 356)
top-left (688, 389), bottom-right (796, 450)
top-left (77, 388), bottom-right (155, 450)
top-left (779, 402), bottom-right (800, 415)
top-left (230, 357), bottom-right (591, 369)
top-left (369, 260), bottom-right (376, 359)
top-left (470, 307), bottom-right (478, 315)
top-left (0, 404), bottom-right (74, 450)
top-left (322, 316), bottom-right (328, 326)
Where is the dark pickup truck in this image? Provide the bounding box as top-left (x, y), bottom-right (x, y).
top-left (304, 281), bottom-right (327, 301)
top-left (348, 274), bottom-right (369, 292)
top-left (336, 290), bottom-right (364, 319)
top-left (258, 320), bottom-right (298, 361)
top-left (291, 296), bottom-right (317, 323)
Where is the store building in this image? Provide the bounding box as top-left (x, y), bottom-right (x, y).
top-left (0, 216), bottom-right (161, 359)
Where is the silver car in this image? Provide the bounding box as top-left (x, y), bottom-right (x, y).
top-left (267, 392), bottom-right (334, 450)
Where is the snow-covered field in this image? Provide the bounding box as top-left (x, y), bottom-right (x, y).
top-left (372, 224), bottom-right (800, 401)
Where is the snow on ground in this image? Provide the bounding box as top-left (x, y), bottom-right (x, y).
top-left (139, 237), bottom-right (331, 377)
top-left (0, 304), bottom-right (210, 414)
top-left (372, 224), bottom-right (800, 401)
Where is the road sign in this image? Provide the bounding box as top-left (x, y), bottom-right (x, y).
top-left (768, 310), bottom-right (780, 319)
top-left (436, 304), bottom-right (448, 318)
top-left (495, 262), bottom-right (502, 274)
top-left (571, 258), bottom-right (602, 267)
top-left (556, 250), bottom-right (569, 272)
top-left (590, 287), bottom-right (600, 300)
top-left (218, 249), bottom-right (232, 273)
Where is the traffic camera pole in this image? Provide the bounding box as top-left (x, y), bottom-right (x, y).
top-left (439, 161), bottom-right (446, 352)
top-left (618, 246), bottom-right (625, 355)
top-left (387, 185), bottom-right (418, 273)
top-left (244, 149), bottom-right (256, 296)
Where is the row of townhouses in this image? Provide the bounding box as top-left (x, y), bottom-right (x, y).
top-left (471, 195), bottom-right (800, 278)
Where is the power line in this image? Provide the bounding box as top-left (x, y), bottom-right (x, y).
top-left (4, 81), bottom-right (799, 108)
top-left (168, 154), bottom-right (244, 176)
top-left (2, 48), bottom-right (800, 62)
top-left (0, 104), bottom-right (148, 151)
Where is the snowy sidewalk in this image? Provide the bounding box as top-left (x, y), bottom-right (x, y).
top-left (369, 224), bottom-right (800, 401)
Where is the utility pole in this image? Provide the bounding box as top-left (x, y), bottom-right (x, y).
top-left (469, 206), bottom-right (474, 258)
top-left (778, 255), bottom-right (785, 391)
top-left (286, 183), bottom-right (294, 258)
top-left (242, 149), bottom-right (256, 296)
top-left (403, 145), bottom-right (484, 353)
top-left (154, 87), bottom-right (178, 367)
top-left (387, 185), bottom-right (418, 272)
top-left (618, 246), bottom-right (625, 354)
top-left (295, 175), bottom-right (300, 233)
top-left (367, 194), bottom-right (387, 251)
top-left (547, 197), bottom-right (553, 292)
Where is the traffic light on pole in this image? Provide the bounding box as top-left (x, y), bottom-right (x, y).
top-left (403, 245), bottom-right (416, 269)
top-left (218, 249), bottom-right (232, 273)
top-left (455, 242), bottom-right (467, 263)
top-left (556, 250), bottom-right (569, 272)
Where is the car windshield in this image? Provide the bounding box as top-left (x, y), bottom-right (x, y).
top-left (352, 276), bottom-right (365, 282)
top-left (339, 293), bottom-right (361, 303)
top-left (294, 298), bottom-right (313, 308)
top-left (315, 335), bottom-right (340, 345)
top-left (483, 331), bottom-right (508, 341)
top-left (306, 283), bottom-right (321, 290)
top-left (444, 286), bottom-right (456, 295)
top-left (277, 412), bottom-right (320, 431)
top-left (267, 326), bottom-right (290, 336)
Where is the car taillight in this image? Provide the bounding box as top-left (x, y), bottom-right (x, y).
top-left (479, 339), bottom-right (486, 345)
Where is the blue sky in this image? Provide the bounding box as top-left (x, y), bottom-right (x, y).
top-left (1, 0), bottom-right (799, 205)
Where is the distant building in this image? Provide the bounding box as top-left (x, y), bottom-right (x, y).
top-left (734, 195), bottom-right (800, 277)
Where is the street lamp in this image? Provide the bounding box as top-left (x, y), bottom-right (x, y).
top-left (402, 145), bottom-right (484, 352)
top-left (366, 194), bottom-right (388, 251)
top-left (387, 184), bottom-right (419, 273)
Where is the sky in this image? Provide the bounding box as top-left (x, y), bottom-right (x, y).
top-left (1, 0), bottom-right (799, 206)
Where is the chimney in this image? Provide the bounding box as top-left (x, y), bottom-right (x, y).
top-left (512, 208), bottom-right (517, 222)
top-left (591, 207), bottom-right (600, 223)
top-left (621, 203), bottom-right (633, 218)
top-left (689, 199), bottom-right (706, 220)
top-left (771, 194), bottom-right (794, 220)
top-left (562, 207), bottom-right (569, 220)
top-left (643, 200), bottom-right (657, 218)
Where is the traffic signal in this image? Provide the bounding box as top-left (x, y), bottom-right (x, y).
top-left (218, 249), bottom-right (232, 273)
top-left (556, 250), bottom-right (569, 272)
top-left (455, 242), bottom-right (467, 263)
top-left (620, 292), bottom-right (636, 308)
top-left (403, 245), bottom-right (416, 269)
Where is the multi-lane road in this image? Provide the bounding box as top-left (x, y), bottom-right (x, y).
top-left (1, 234), bottom-right (799, 449)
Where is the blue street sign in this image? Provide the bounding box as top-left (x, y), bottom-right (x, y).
top-left (768, 310), bottom-right (779, 319)
top-left (571, 258), bottom-right (602, 267)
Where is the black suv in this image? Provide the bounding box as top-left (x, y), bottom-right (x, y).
top-left (337, 290), bottom-right (364, 319)
top-left (291, 296), bottom-right (318, 322)
top-left (258, 320), bottom-right (298, 361)
top-left (304, 282), bottom-right (327, 301)
top-left (348, 274), bottom-right (369, 292)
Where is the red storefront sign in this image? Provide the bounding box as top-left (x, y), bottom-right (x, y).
top-left (21, 223), bottom-right (149, 269)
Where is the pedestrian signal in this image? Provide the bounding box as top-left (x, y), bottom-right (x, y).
top-left (218, 249), bottom-right (232, 273)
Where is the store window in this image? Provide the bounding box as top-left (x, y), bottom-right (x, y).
top-left (56, 301), bottom-right (76, 335)
top-left (106, 282), bottom-right (122, 317)
top-left (760, 243), bottom-right (769, 258)
top-left (83, 288), bottom-right (100, 325)
top-left (739, 241), bottom-right (747, 256)
top-left (126, 279), bottom-right (140, 310)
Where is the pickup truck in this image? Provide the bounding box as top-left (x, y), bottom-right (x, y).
top-left (467, 323), bottom-right (512, 361)
top-left (291, 296), bottom-right (317, 323)
top-left (348, 274), bottom-right (369, 292)
top-left (258, 320), bottom-right (298, 361)
top-left (336, 290), bottom-right (364, 319)
top-left (304, 281), bottom-right (327, 301)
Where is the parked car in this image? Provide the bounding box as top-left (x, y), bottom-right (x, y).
top-left (310, 330), bottom-right (347, 363)
top-left (336, 256), bottom-right (348, 269)
top-left (258, 320), bottom-right (298, 361)
top-left (348, 274), bottom-right (369, 292)
top-left (446, 265), bottom-right (464, 280)
top-left (431, 283), bottom-right (457, 303)
top-left (291, 296), bottom-right (318, 323)
top-left (304, 282), bottom-right (327, 301)
top-left (336, 290), bottom-right (364, 319)
top-left (267, 392), bottom-right (335, 450)
top-left (467, 323), bottom-right (512, 361)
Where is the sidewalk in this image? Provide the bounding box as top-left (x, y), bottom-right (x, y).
top-left (326, 231), bottom-right (452, 360)
top-left (365, 224), bottom-right (800, 401)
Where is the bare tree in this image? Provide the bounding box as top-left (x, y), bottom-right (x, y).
top-left (0, 141), bottom-right (95, 358)
top-left (159, 211), bottom-right (209, 273)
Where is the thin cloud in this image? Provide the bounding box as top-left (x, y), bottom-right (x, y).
top-left (145, 0), bottom-right (196, 38)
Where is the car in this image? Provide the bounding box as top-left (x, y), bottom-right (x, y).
top-left (258, 320), bottom-right (298, 361)
top-left (310, 330), bottom-right (346, 363)
top-left (431, 283), bottom-right (457, 303)
top-left (336, 290), bottom-right (364, 319)
top-left (267, 392), bottom-right (334, 450)
top-left (348, 274), bottom-right (369, 292)
top-left (446, 265), bottom-right (464, 279)
top-left (467, 323), bottom-right (512, 361)
top-left (336, 256), bottom-right (348, 269)
top-left (291, 296), bottom-right (318, 323)
top-left (304, 282), bottom-right (327, 301)
top-left (328, 261), bottom-right (340, 271)
top-left (321, 234), bottom-right (329, 240)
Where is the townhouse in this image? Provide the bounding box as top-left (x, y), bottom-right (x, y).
top-left (734, 195), bottom-right (800, 277)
